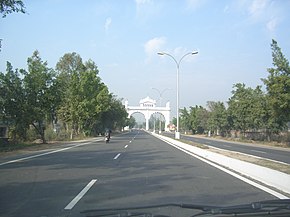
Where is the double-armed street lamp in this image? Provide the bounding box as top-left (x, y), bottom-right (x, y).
top-left (157, 51), bottom-right (198, 139)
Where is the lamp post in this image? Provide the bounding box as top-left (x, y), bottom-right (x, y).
top-left (152, 87), bottom-right (171, 134)
top-left (157, 51), bottom-right (198, 139)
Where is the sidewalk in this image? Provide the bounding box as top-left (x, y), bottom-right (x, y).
top-left (152, 133), bottom-right (290, 199)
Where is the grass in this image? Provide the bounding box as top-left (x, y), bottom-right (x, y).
top-left (180, 139), bottom-right (209, 149)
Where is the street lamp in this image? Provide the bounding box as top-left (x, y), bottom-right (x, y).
top-left (157, 51), bottom-right (198, 139)
top-left (152, 87), bottom-right (171, 134)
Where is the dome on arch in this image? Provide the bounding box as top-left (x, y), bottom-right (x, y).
top-left (139, 96), bottom-right (156, 107)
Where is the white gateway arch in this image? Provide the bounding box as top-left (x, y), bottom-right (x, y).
top-left (125, 96), bottom-right (170, 131)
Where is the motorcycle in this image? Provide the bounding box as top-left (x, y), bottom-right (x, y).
top-left (105, 131), bottom-right (111, 143)
top-left (105, 135), bottom-right (110, 143)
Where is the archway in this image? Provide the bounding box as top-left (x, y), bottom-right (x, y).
top-left (125, 96), bottom-right (170, 131)
top-left (149, 112), bottom-right (165, 133)
top-left (130, 112), bottom-right (146, 129)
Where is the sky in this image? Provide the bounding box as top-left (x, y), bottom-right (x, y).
top-left (0, 0), bottom-right (290, 119)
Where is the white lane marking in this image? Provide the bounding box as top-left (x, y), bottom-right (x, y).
top-left (0, 139), bottom-right (102, 166)
top-left (124, 145), bottom-right (128, 149)
top-left (64, 179), bottom-right (97, 210)
top-left (251, 150), bottom-right (267, 154)
top-left (114, 153), bottom-right (121, 160)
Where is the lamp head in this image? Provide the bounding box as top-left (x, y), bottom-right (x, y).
top-left (157, 52), bottom-right (165, 55)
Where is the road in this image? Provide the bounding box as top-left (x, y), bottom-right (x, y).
top-left (163, 132), bottom-right (290, 165)
top-left (0, 130), bottom-right (279, 217)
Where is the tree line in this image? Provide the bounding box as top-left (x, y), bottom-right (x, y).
top-left (0, 51), bottom-right (129, 143)
top-left (178, 40), bottom-right (290, 143)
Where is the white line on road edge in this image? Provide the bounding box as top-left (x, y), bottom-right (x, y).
top-left (157, 136), bottom-right (289, 199)
top-left (114, 153), bottom-right (121, 160)
top-left (64, 179), bottom-right (97, 210)
top-left (0, 139), bottom-right (103, 166)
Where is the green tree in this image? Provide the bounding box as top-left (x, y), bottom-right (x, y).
top-left (183, 105), bottom-right (209, 134)
top-left (228, 83), bottom-right (268, 136)
top-left (56, 53), bottom-right (87, 138)
top-left (127, 116), bottom-right (136, 129)
top-left (0, 0), bottom-right (26, 17)
top-left (228, 83), bottom-right (251, 134)
top-left (23, 50), bottom-right (56, 143)
top-left (207, 101), bottom-right (228, 136)
top-left (55, 52), bottom-right (84, 105)
top-left (179, 107), bottom-right (191, 132)
top-left (56, 53), bottom-right (127, 137)
top-left (77, 60), bottom-right (109, 135)
top-left (0, 62), bottom-right (28, 141)
top-left (107, 97), bottom-right (128, 131)
top-left (56, 52), bottom-right (84, 87)
top-left (1, 51), bottom-right (128, 142)
top-left (193, 106), bottom-right (209, 134)
top-left (262, 39), bottom-right (290, 130)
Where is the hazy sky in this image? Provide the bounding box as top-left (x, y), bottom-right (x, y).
top-left (1, 0), bottom-right (289, 117)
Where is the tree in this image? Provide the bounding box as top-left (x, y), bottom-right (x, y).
top-left (193, 106), bottom-right (209, 134)
top-left (77, 60), bottom-right (109, 135)
top-left (101, 97), bottom-right (127, 130)
top-left (207, 101), bottom-right (228, 136)
top-left (56, 52), bottom-right (84, 83)
top-left (127, 116), bottom-right (136, 129)
top-left (0, 62), bottom-right (28, 141)
top-left (0, 0), bottom-right (26, 17)
top-left (179, 106), bottom-right (209, 134)
top-left (1, 51), bottom-right (128, 142)
top-left (23, 50), bottom-right (56, 143)
top-left (56, 53), bottom-right (128, 137)
top-left (262, 39), bottom-right (290, 130)
top-left (56, 53), bottom-right (85, 137)
top-left (179, 107), bottom-right (191, 132)
top-left (228, 83), bottom-right (269, 137)
top-left (228, 83), bottom-right (250, 134)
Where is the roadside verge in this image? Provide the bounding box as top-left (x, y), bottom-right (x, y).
top-left (152, 133), bottom-right (290, 199)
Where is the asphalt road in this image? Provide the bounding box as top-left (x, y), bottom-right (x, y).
top-left (163, 132), bottom-right (290, 165)
top-left (0, 130), bottom-right (278, 217)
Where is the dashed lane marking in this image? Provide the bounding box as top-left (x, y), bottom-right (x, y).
top-left (64, 179), bottom-right (97, 210)
top-left (114, 153), bottom-right (121, 160)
